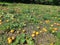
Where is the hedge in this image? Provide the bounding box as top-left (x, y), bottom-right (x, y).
top-left (0, 0), bottom-right (60, 5)
top-left (33, 0), bottom-right (60, 5)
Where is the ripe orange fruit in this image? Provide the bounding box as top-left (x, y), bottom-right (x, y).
top-left (37, 26), bottom-right (40, 29)
top-left (52, 30), bottom-right (55, 33)
top-left (51, 24), bottom-right (54, 27)
top-left (10, 29), bottom-right (15, 33)
top-left (43, 28), bottom-right (47, 32)
top-left (31, 34), bottom-right (35, 37)
top-left (11, 36), bottom-right (15, 40)
top-left (53, 28), bottom-right (58, 31)
top-left (0, 20), bottom-right (2, 22)
top-left (7, 37), bottom-right (11, 40)
top-left (57, 23), bottom-right (60, 26)
top-left (17, 31), bottom-right (20, 34)
top-left (45, 20), bottom-right (50, 23)
top-left (40, 21), bottom-right (43, 24)
top-left (0, 22), bottom-right (2, 25)
top-left (8, 39), bottom-right (12, 44)
top-left (6, 20), bottom-right (9, 22)
top-left (50, 42), bottom-right (54, 45)
top-left (22, 30), bottom-right (26, 33)
top-left (54, 23), bottom-right (57, 25)
top-left (40, 30), bottom-right (42, 33)
top-left (36, 32), bottom-right (39, 35)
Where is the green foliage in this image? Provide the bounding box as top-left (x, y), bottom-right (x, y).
top-left (0, 23), bottom-right (10, 30)
top-left (56, 32), bottom-right (60, 39)
top-left (9, 9), bottom-right (16, 14)
top-left (54, 39), bottom-right (60, 45)
top-left (10, 33), bottom-right (34, 45)
top-left (0, 0), bottom-right (60, 5)
top-left (34, 0), bottom-right (60, 5)
top-left (55, 41), bottom-right (60, 45)
top-left (26, 37), bottom-right (34, 45)
top-left (0, 3), bottom-right (60, 45)
top-left (10, 33), bottom-right (26, 45)
top-left (0, 35), bottom-right (7, 45)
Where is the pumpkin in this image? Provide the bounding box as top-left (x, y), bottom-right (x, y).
top-left (22, 30), bottom-right (26, 33)
top-left (8, 39), bottom-right (12, 44)
top-left (36, 32), bottom-right (39, 35)
top-left (10, 29), bottom-right (15, 33)
top-left (31, 34), bottom-right (35, 37)
top-left (11, 36), bottom-right (15, 40)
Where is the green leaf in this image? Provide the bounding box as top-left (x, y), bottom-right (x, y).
top-left (20, 39), bottom-right (26, 44)
top-left (56, 32), bottom-right (60, 39)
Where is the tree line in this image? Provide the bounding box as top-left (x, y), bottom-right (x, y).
top-left (0, 0), bottom-right (60, 5)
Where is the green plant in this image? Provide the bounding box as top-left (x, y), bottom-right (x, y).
top-left (54, 39), bottom-right (60, 45)
top-left (56, 32), bottom-right (60, 39)
top-left (9, 9), bottom-right (16, 14)
top-left (10, 33), bottom-right (35, 45)
top-left (10, 33), bottom-right (26, 45)
top-left (0, 35), bottom-right (7, 45)
top-left (26, 37), bottom-right (35, 45)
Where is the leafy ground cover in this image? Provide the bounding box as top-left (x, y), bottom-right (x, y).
top-left (0, 3), bottom-right (60, 45)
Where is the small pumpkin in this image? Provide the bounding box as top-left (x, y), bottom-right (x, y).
top-left (0, 20), bottom-right (2, 22)
top-left (10, 29), bottom-right (15, 33)
top-left (6, 20), bottom-right (9, 22)
top-left (31, 34), bottom-right (35, 37)
top-left (8, 39), bottom-right (12, 44)
top-left (36, 32), bottom-right (39, 35)
top-left (11, 36), bottom-right (15, 40)
top-left (7, 37), bottom-right (11, 40)
top-left (22, 30), bottom-right (26, 33)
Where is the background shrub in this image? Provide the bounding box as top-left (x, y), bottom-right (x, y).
top-left (0, 0), bottom-right (60, 5)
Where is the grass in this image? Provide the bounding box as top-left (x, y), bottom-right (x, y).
top-left (0, 3), bottom-right (60, 45)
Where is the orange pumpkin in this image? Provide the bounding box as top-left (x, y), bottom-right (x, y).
top-left (36, 32), bottom-right (39, 35)
top-left (8, 39), bottom-right (12, 44)
top-left (10, 29), bottom-right (15, 33)
top-left (31, 34), bottom-right (35, 37)
top-left (11, 36), bottom-right (15, 40)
